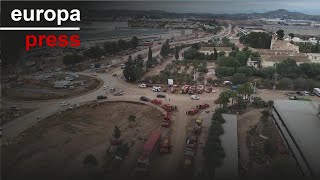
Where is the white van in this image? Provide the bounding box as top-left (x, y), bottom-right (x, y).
top-left (152, 86), bottom-right (161, 92)
top-left (313, 88), bottom-right (320, 96)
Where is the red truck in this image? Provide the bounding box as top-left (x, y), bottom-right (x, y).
top-left (135, 131), bottom-right (161, 175)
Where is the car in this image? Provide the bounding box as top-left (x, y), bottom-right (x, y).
top-left (97, 95), bottom-right (108, 100)
top-left (113, 74), bottom-right (117, 77)
top-left (103, 85), bottom-right (109, 90)
top-left (138, 83), bottom-right (147, 88)
top-left (114, 91), bottom-right (124, 96)
top-left (152, 86), bottom-right (161, 92)
top-left (191, 95), bottom-right (200, 100)
top-left (140, 96), bottom-right (150, 102)
top-left (289, 96), bottom-right (298, 100)
top-left (91, 72), bottom-right (97, 76)
top-left (157, 94), bottom-right (166, 98)
top-left (59, 101), bottom-right (70, 107)
top-left (10, 106), bottom-right (21, 111)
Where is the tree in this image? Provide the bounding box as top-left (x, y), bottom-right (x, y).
top-left (146, 47), bottom-right (154, 69)
top-left (131, 36), bottom-right (139, 49)
top-left (231, 73), bottom-right (248, 85)
top-left (288, 33), bottom-right (294, 39)
top-left (83, 154), bottom-right (98, 167)
top-left (175, 46), bottom-right (179, 60)
top-left (123, 55), bottom-right (145, 82)
top-left (239, 32), bottom-right (272, 49)
top-left (214, 48), bottom-right (218, 60)
top-left (278, 78), bottom-right (294, 90)
top-left (160, 39), bottom-right (171, 58)
top-left (276, 30), bottom-right (285, 40)
top-left (63, 53), bottom-right (85, 65)
top-left (128, 115), bottom-right (136, 122)
top-left (113, 126), bottom-right (121, 139)
top-left (207, 77), bottom-right (214, 84)
top-left (83, 46), bottom-right (105, 59)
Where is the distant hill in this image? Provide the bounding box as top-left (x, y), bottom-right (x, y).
top-left (86, 9), bottom-right (320, 21)
top-left (229, 9), bottom-right (320, 20)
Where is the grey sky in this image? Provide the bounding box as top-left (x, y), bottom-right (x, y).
top-left (99, 0), bottom-right (320, 15)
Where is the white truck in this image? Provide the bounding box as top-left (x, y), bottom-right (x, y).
top-left (152, 86), bottom-right (161, 92)
top-left (313, 88), bottom-right (320, 96)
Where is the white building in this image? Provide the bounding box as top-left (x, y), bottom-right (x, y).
top-left (307, 53), bottom-right (320, 63)
top-left (246, 57), bottom-right (258, 68)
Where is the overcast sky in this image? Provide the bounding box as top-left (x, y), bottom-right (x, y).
top-left (99, 0), bottom-right (320, 15)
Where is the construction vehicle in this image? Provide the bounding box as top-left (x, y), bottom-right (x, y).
top-left (162, 112), bottom-right (172, 127)
top-left (186, 135), bottom-right (198, 151)
top-left (206, 87), bottom-right (213, 93)
top-left (151, 99), bottom-right (162, 105)
top-left (196, 85), bottom-right (204, 94)
top-left (135, 131), bottom-right (161, 175)
top-left (193, 119), bottom-right (203, 133)
top-left (196, 103), bottom-right (209, 110)
top-left (162, 104), bottom-right (177, 112)
top-left (180, 85), bottom-right (190, 94)
top-left (184, 136), bottom-right (198, 169)
top-left (186, 109), bottom-right (199, 115)
top-left (188, 86), bottom-right (197, 94)
top-left (159, 129), bottom-right (172, 153)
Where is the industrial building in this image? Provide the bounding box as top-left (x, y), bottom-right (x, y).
top-left (272, 100), bottom-right (320, 178)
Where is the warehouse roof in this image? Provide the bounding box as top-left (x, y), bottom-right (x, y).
top-left (273, 100), bottom-right (320, 177)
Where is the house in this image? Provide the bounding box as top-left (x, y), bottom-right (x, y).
top-left (307, 53), bottom-right (320, 63)
top-left (261, 55), bottom-right (310, 67)
top-left (199, 47), bottom-right (232, 56)
top-left (246, 57), bottom-right (258, 68)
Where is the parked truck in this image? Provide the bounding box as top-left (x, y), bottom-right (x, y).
top-left (135, 131), bottom-right (161, 175)
top-left (159, 129), bottom-right (172, 153)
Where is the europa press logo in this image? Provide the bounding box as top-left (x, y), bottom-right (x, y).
top-left (1, 8), bottom-right (81, 51)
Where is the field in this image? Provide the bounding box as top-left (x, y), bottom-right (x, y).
top-left (2, 101), bottom-right (164, 180)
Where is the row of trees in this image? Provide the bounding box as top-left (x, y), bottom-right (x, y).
top-left (203, 108), bottom-right (226, 176)
top-left (217, 82), bottom-right (253, 110)
top-left (183, 48), bottom-right (218, 61)
top-left (103, 36), bottom-right (139, 55)
top-left (296, 42), bottom-right (320, 53)
top-left (216, 47), bottom-right (261, 67)
top-left (239, 32), bottom-right (272, 49)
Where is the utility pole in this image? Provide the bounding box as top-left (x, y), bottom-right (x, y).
top-left (273, 64), bottom-right (277, 90)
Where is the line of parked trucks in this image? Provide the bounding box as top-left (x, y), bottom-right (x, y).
top-left (138, 83), bottom-right (217, 94)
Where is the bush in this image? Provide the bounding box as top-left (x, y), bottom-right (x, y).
top-left (83, 154), bottom-right (98, 167)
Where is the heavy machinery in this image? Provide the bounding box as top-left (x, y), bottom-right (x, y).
top-left (186, 109), bottom-right (199, 115)
top-left (196, 103), bottom-right (209, 110)
top-left (162, 113), bottom-right (171, 128)
top-left (193, 119), bottom-right (203, 133)
top-left (151, 99), bottom-right (162, 105)
top-left (162, 104), bottom-right (177, 112)
top-left (135, 131), bottom-right (161, 175)
top-left (184, 136), bottom-right (198, 169)
top-left (180, 85), bottom-right (190, 94)
top-left (188, 86), bottom-right (197, 94)
top-left (159, 129), bottom-right (172, 153)
top-left (196, 85), bottom-right (204, 94)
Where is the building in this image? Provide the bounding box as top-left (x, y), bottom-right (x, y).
top-left (261, 55), bottom-right (310, 67)
top-left (199, 47), bottom-right (232, 56)
top-left (246, 57), bottom-right (258, 68)
top-left (307, 53), bottom-right (320, 63)
top-left (272, 100), bottom-right (320, 178)
top-left (215, 114), bottom-right (238, 179)
top-left (271, 40), bottom-right (300, 53)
